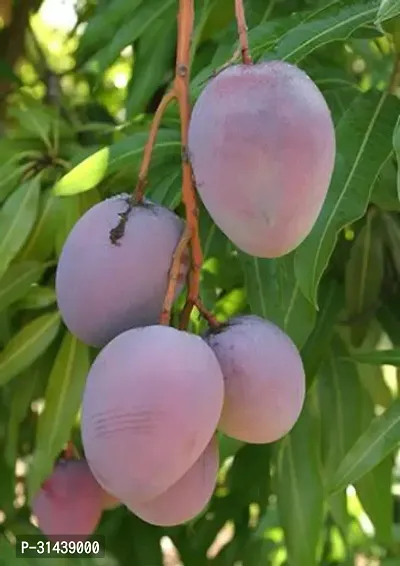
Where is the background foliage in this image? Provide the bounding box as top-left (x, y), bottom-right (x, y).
top-left (0, 0), bottom-right (400, 564)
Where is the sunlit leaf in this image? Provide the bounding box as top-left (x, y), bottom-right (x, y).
top-left (53, 130), bottom-right (180, 196)
top-left (329, 399), bottom-right (400, 494)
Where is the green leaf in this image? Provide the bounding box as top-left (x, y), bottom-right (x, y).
top-left (0, 176), bottom-right (41, 281)
top-left (89, 0), bottom-right (175, 74)
top-left (272, 0), bottom-right (378, 64)
top-left (344, 209), bottom-right (384, 346)
top-left (329, 398), bottom-right (400, 494)
top-left (376, 0), bottom-right (400, 27)
top-left (358, 361), bottom-right (393, 408)
top-left (301, 280), bottom-right (343, 389)
top-left (17, 191), bottom-right (63, 262)
top-left (295, 91), bottom-right (399, 306)
top-left (0, 312), bottom-right (61, 387)
top-left (370, 157), bottom-right (400, 212)
top-left (276, 399), bottom-right (324, 566)
top-left (240, 252), bottom-right (316, 349)
top-left (53, 129), bottom-right (180, 196)
top-left (0, 261), bottom-right (45, 314)
top-left (349, 348), bottom-right (400, 365)
top-left (5, 370), bottom-right (40, 467)
top-left (29, 332), bottom-right (89, 499)
top-left (126, 8), bottom-right (176, 118)
top-left (317, 336), bottom-right (366, 481)
top-left (394, 116), bottom-right (400, 197)
top-left (77, 0), bottom-right (144, 60)
top-left (0, 163), bottom-right (25, 204)
top-left (18, 286), bottom-right (57, 310)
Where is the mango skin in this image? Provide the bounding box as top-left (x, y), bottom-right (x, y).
top-left (188, 61), bottom-right (336, 258)
top-left (129, 436), bottom-right (219, 526)
top-left (56, 195), bottom-right (188, 348)
top-left (205, 315), bottom-right (306, 444)
top-left (32, 459), bottom-right (103, 542)
top-left (81, 325), bottom-right (224, 506)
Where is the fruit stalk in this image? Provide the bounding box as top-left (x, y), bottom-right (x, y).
top-left (173, 0), bottom-right (204, 330)
top-left (235, 0), bottom-right (252, 65)
top-left (134, 90), bottom-right (176, 202)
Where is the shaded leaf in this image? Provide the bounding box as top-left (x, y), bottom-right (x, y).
top-left (344, 209), bottom-right (384, 346)
top-left (0, 176), bottom-right (41, 281)
top-left (17, 191), bottom-right (63, 262)
top-left (0, 312), bottom-right (61, 387)
top-left (240, 252), bottom-right (316, 349)
top-left (0, 261), bottom-right (45, 314)
top-left (295, 91), bottom-right (400, 306)
top-left (77, 0), bottom-right (144, 60)
top-left (90, 0), bottom-right (175, 74)
top-left (349, 348), bottom-right (400, 365)
top-left (18, 286), bottom-right (57, 310)
top-left (5, 370), bottom-right (40, 467)
top-left (301, 279), bottom-right (343, 389)
top-left (126, 8), bottom-right (176, 117)
top-left (276, 399), bottom-right (324, 566)
top-left (329, 399), bottom-right (400, 494)
top-left (394, 115), bottom-right (400, 197)
top-left (29, 332), bottom-right (89, 499)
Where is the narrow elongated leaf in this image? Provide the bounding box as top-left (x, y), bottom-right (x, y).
top-left (126, 9), bottom-right (176, 117)
top-left (318, 337), bottom-right (393, 540)
top-left (356, 392), bottom-right (393, 545)
top-left (0, 177), bottom-right (40, 280)
top-left (350, 348), bottom-right (400, 365)
top-left (29, 332), bottom-right (89, 498)
top-left (301, 280), bottom-right (343, 389)
top-left (394, 116), bottom-right (400, 197)
top-left (5, 370), bottom-right (40, 467)
top-left (18, 286), bottom-right (57, 310)
top-left (344, 209), bottom-right (384, 346)
top-left (0, 312), bottom-right (61, 387)
top-left (53, 129), bottom-right (180, 196)
top-left (91, 0), bottom-right (175, 74)
top-left (329, 399), bottom-right (400, 494)
top-left (0, 261), bottom-right (45, 313)
top-left (276, 399), bottom-right (324, 566)
top-left (77, 0), bottom-right (144, 60)
top-left (275, 0), bottom-right (378, 63)
top-left (376, 0), bottom-right (400, 25)
top-left (240, 252), bottom-right (316, 349)
top-left (295, 91), bottom-right (400, 306)
top-left (317, 336), bottom-right (366, 480)
top-left (17, 191), bottom-right (62, 262)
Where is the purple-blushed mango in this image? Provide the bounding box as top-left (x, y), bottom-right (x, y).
top-left (188, 61), bottom-right (336, 258)
top-left (56, 195), bottom-right (188, 347)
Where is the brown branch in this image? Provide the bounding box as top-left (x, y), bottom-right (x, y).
top-left (160, 226), bottom-right (191, 326)
top-left (235, 0), bottom-right (252, 65)
top-left (194, 298), bottom-right (220, 329)
top-left (133, 90), bottom-right (177, 202)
